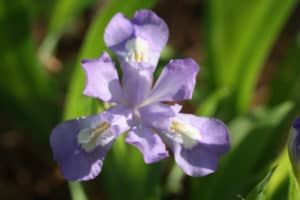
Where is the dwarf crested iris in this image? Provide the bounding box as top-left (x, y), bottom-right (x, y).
top-left (288, 116), bottom-right (300, 181)
top-left (50, 9), bottom-right (230, 181)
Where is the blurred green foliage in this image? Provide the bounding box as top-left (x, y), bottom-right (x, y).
top-left (1, 0), bottom-right (300, 199)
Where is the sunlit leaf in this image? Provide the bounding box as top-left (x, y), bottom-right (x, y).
top-left (205, 0), bottom-right (297, 113)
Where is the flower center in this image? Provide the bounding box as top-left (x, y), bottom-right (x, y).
top-left (77, 122), bottom-right (111, 152)
top-left (125, 37), bottom-right (149, 63)
top-left (170, 119), bottom-right (200, 149)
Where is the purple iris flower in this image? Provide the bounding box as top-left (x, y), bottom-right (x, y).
top-left (50, 9), bottom-right (230, 181)
top-left (288, 116), bottom-right (300, 179)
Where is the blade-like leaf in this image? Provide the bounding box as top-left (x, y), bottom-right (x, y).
top-left (264, 149), bottom-right (300, 200)
top-left (190, 102), bottom-right (293, 200)
top-left (245, 167), bottom-right (276, 200)
top-left (0, 0), bottom-right (58, 139)
top-left (205, 0), bottom-right (297, 113)
top-left (40, 0), bottom-right (97, 55)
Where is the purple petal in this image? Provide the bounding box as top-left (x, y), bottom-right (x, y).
top-left (131, 9), bottom-right (169, 65)
top-left (104, 13), bottom-right (134, 49)
top-left (139, 103), bottom-right (176, 130)
top-left (171, 142), bottom-right (220, 177)
top-left (178, 114), bottom-right (230, 155)
top-left (289, 116), bottom-right (300, 173)
top-left (144, 59), bottom-right (199, 105)
top-left (121, 62), bottom-right (154, 106)
top-left (161, 114), bottom-right (230, 177)
top-left (50, 115), bottom-right (107, 181)
top-left (293, 115), bottom-right (300, 129)
top-left (82, 52), bottom-right (123, 103)
top-left (50, 111), bottom-right (130, 181)
top-left (104, 10), bottom-right (168, 66)
top-left (105, 104), bottom-right (133, 133)
top-left (126, 126), bottom-right (169, 163)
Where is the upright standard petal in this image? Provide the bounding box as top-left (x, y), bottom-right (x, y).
top-left (130, 9), bottom-right (169, 65)
top-left (104, 13), bottom-right (134, 50)
top-left (161, 114), bottom-right (230, 177)
top-left (104, 10), bottom-right (168, 66)
top-left (143, 59), bottom-right (199, 105)
top-left (50, 112), bottom-right (129, 181)
top-left (121, 62), bottom-right (154, 106)
top-left (82, 52), bottom-right (123, 103)
top-left (126, 126), bottom-right (169, 163)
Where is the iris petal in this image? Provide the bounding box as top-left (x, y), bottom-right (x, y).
top-left (126, 126), bottom-right (169, 163)
top-left (121, 62), bottom-right (154, 106)
top-left (82, 52), bottom-right (123, 103)
top-left (178, 114), bottom-right (230, 154)
top-left (139, 103), bottom-right (175, 130)
top-left (50, 111), bottom-right (129, 181)
top-left (104, 10), bottom-right (168, 66)
top-left (161, 114), bottom-right (230, 177)
top-left (143, 59), bottom-right (199, 105)
top-left (104, 13), bottom-right (134, 50)
top-left (131, 9), bottom-right (169, 65)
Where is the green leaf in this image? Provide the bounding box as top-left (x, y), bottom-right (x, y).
top-left (245, 167), bottom-right (276, 200)
top-left (205, 0), bottom-right (297, 113)
top-left (40, 0), bottom-right (97, 55)
top-left (189, 102), bottom-right (293, 200)
top-left (69, 182), bottom-right (88, 200)
top-left (269, 32), bottom-right (300, 106)
top-left (288, 171), bottom-right (300, 200)
top-left (196, 87), bottom-right (229, 117)
top-left (264, 149), bottom-right (290, 199)
top-left (263, 149), bottom-right (300, 200)
top-left (0, 0), bottom-right (58, 138)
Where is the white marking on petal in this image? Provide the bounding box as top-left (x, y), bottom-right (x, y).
top-left (169, 119), bottom-right (200, 149)
top-left (77, 122), bottom-right (112, 152)
top-left (125, 38), bottom-right (149, 63)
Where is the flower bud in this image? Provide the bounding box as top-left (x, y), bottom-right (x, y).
top-left (288, 116), bottom-right (300, 182)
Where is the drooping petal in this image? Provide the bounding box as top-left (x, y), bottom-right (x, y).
top-left (121, 62), bottom-right (154, 106)
top-left (82, 52), bottom-right (123, 103)
top-left (126, 126), bottom-right (169, 163)
top-left (50, 112), bottom-right (129, 181)
top-left (104, 10), bottom-right (168, 66)
top-left (143, 59), bottom-right (199, 105)
top-left (178, 114), bottom-right (230, 155)
top-left (161, 114), bottom-right (230, 177)
top-left (171, 142), bottom-right (220, 177)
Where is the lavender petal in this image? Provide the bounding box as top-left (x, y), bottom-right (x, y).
top-left (139, 103), bottom-right (176, 131)
top-left (162, 114), bottom-right (230, 177)
top-left (82, 52), bottom-right (123, 103)
top-left (121, 61), bottom-right (154, 106)
top-left (144, 59), bottom-right (199, 105)
top-left (50, 111), bottom-right (130, 181)
top-left (178, 114), bottom-right (230, 155)
top-left (104, 10), bottom-right (168, 66)
top-left (126, 126), bottom-right (169, 163)
top-left (131, 9), bottom-right (169, 65)
top-left (104, 13), bottom-right (133, 51)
